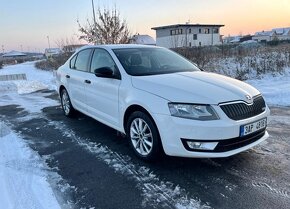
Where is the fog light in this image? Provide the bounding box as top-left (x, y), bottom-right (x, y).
top-left (186, 141), bottom-right (218, 151)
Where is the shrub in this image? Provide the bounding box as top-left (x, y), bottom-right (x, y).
top-left (174, 43), bottom-right (290, 79)
top-left (35, 53), bottom-right (72, 71)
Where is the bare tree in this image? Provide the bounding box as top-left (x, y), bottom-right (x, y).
top-left (55, 36), bottom-right (79, 53)
top-left (78, 6), bottom-right (131, 44)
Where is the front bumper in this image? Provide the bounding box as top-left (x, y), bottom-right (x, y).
top-left (152, 106), bottom-right (270, 158)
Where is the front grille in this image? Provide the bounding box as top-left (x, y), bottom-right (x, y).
top-left (220, 96), bottom-right (266, 120)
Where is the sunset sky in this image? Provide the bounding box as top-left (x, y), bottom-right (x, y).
top-left (1, 0), bottom-right (290, 52)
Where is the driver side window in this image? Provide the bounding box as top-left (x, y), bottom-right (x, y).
top-left (90, 49), bottom-right (117, 74)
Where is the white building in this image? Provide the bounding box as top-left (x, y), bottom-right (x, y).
top-left (253, 27), bottom-right (290, 43)
top-left (151, 23), bottom-right (224, 48)
top-left (129, 34), bottom-right (156, 45)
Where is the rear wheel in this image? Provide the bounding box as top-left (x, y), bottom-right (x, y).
top-left (60, 88), bottom-right (75, 117)
top-left (126, 111), bottom-right (161, 161)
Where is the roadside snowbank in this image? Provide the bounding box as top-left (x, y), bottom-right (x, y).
top-left (0, 122), bottom-right (61, 209)
top-left (0, 61), bottom-right (56, 94)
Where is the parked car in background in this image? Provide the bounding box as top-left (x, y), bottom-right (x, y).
top-left (45, 48), bottom-right (61, 58)
top-left (56, 44), bottom-right (270, 161)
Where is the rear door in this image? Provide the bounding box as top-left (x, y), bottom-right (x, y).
top-left (67, 49), bottom-right (92, 112)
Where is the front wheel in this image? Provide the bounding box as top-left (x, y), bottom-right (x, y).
top-left (126, 111), bottom-right (161, 161)
top-left (60, 88), bottom-right (75, 117)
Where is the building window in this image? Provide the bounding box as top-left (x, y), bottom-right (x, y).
top-left (189, 42), bottom-right (192, 47)
top-left (189, 28), bottom-right (191, 33)
top-left (170, 29), bottom-right (183, 36)
top-left (199, 42), bottom-right (201, 46)
top-left (193, 34), bottom-right (197, 40)
top-left (204, 28), bottom-right (210, 34)
top-left (199, 28), bottom-right (202, 33)
top-left (213, 28), bottom-right (219, 33)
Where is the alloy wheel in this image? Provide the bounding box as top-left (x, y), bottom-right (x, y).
top-left (130, 118), bottom-right (153, 156)
top-left (61, 90), bottom-right (71, 115)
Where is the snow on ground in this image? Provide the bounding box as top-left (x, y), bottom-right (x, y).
top-left (0, 122), bottom-right (61, 209)
top-left (0, 62), bottom-right (61, 209)
top-left (246, 68), bottom-right (290, 106)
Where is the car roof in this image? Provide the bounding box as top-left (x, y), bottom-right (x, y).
top-left (78, 44), bottom-right (160, 51)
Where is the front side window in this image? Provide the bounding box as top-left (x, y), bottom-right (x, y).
top-left (90, 48), bottom-right (118, 74)
top-left (113, 47), bottom-right (200, 76)
top-left (74, 49), bottom-right (92, 71)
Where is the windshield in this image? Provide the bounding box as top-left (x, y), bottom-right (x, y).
top-left (113, 47), bottom-right (200, 76)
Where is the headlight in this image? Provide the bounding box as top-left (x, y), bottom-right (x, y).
top-left (168, 103), bottom-right (219, 120)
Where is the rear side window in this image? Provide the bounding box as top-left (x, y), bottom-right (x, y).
top-left (74, 49), bottom-right (92, 71)
top-left (69, 55), bottom-right (77, 69)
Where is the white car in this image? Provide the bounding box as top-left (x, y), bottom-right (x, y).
top-left (56, 44), bottom-right (270, 161)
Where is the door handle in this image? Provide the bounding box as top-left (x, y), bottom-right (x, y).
top-left (85, 79), bottom-right (91, 84)
top-left (66, 75), bottom-right (70, 78)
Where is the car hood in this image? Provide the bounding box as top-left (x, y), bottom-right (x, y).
top-left (131, 71), bottom-right (260, 104)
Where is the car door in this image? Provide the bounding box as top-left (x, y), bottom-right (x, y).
top-left (84, 48), bottom-right (121, 129)
top-left (67, 48), bottom-right (92, 112)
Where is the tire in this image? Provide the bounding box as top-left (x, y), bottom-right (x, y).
top-left (60, 88), bottom-right (75, 117)
top-left (126, 111), bottom-right (161, 161)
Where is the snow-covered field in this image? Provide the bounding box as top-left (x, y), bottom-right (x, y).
top-left (0, 61), bottom-right (289, 208)
top-left (247, 72), bottom-right (290, 106)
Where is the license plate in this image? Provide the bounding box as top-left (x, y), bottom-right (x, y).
top-left (240, 118), bottom-right (267, 137)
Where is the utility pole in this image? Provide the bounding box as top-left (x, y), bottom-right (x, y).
top-left (47, 35), bottom-right (51, 49)
top-left (91, 0), bottom-right (98, 45)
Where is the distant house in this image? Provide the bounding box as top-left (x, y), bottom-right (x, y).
top-left (1, 51), bottom-right (27, 64)
top-left (129, 34), bottom-right (156, 45)
top-left (223, 34), bottom-right (254, 44)
top-left (272, 27), bottom-right (290, 41)
top-left (62, 44), bottom-right (86, 53)
top-left (253, 27), bottom-right (290, 43)
top-left (2, 51), bottom-right (27, 58)
top-left (253, 31), bottom-right (275, 43)
top-left (223, 36), bottom-right (241, 44)
top-left (151, 23), bottom-right (224, 48)
top-left (45, 48), bottom-right (61, 58)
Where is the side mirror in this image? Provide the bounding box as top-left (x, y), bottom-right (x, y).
top-left (94, 67), bottom-right (114, 78)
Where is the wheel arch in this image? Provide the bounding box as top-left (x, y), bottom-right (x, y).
top-left (123, 105), bottom-right (164, 144)
top-left (59, 85), bottom-right (66, 95)
top-left (123, 105), bottom-right (151, 131)
top-left (123, 104), bottom-right (165, 159)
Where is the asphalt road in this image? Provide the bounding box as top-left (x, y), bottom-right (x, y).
top-left (1, 90), bottom-right (289, 209)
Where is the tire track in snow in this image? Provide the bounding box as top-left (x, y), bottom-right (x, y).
top-left (252, 181), bottom-right (290, 199)
top-left (48, 120), bottom-right (211, 209)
